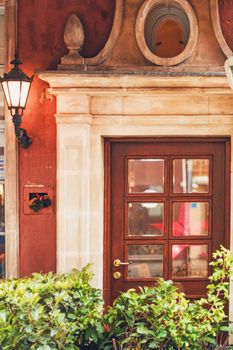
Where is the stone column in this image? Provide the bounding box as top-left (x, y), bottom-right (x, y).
top-left (55, 93), bottom-right (93, 275)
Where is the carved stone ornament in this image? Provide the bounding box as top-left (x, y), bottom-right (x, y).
top-left (61, 14), bottom-right (85, 65)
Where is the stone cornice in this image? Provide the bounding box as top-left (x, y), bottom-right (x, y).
top-left (38, 70), bottom-right (230, 91)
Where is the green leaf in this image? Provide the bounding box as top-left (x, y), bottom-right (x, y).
top-left (148, 340), bottom-right (159, 348)
top-left (0, 311), bottom-right (6, 323)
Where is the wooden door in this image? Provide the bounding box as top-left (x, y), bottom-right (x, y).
top-left (104, 137), bottom-right (230, 304)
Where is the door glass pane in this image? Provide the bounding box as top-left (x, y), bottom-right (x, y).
top-left (128, 159), bottom-right (164, 193)
top-left (128, 245), bottom-right (163, 278)
top-left (172, 245), bottom-right (208, 278)
top-left (173, 159), bottom-right (209, 193)
top-left (128, 202), bottom-right (164, 236)
top-left (172, 202), bottom-right (209, 236)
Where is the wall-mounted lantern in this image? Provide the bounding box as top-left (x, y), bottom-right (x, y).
top-left (0, 55), bottom-right (33, 148)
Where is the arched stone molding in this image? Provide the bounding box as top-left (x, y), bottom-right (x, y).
top-left (85, 0), bottom-right (123, 66)
top-left (210, 0), bottom-right (232, 58)
top-left (135, 0), bottom-right (198, 66)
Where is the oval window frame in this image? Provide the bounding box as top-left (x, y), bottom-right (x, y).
top-left (135, 0), bottom-right (198, 66)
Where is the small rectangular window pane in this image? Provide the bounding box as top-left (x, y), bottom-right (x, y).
top-left (173, 159), bottom-right (209, 193)
top-left (172, 202), bottom-right (209, 236)
top-left (128, 202), bottom-right (164, 236)
top-left (128, 159), bottom-right (164, 193)
top-left (172, 245), bottom-right (208, 278)
top-left (128, 245), bottom-right (163, 278)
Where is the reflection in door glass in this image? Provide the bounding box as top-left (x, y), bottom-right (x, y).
top-left (173, 159), bottom-right (209, 193)
top-left (128, 202), bottom-right (164, 236)
top-left (172, 245), bottom-right (208, 278)
top-left (128, 245), bottom-right (163, 278)
top-left (128, 159), bottom-right (164, 193)
top-left (172, 202), bottom-right (209, 236)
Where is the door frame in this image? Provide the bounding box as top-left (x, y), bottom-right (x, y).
top-left (104, 136), bottom-right (230, 305)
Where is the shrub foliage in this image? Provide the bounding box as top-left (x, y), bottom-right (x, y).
top-left (102, 246), bottom-right (233, 350)
top-left (0, 265), bottom-right (103, 350)
top-left (0, 247), bottom-right (232, 350)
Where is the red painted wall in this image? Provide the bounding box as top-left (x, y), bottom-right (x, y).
top-left (219, 0), bottom-right (233, 51)
top-left (18, 0), bottom-right (115, 276)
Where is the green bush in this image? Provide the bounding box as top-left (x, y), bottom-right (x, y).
top-left (0, 247), bottom-right (232, 350)
top-left (0, 264), bottom-right (103, 350)
top-left (102, 246), bottom-right (233, 350)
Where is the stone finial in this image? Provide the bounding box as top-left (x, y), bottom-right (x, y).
top-left (64, 14), bottom-right (85, 59)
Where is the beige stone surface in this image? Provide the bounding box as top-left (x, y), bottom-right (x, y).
top-left (57, 124), bottom-right (91, 273)
top-left (91, 96), bottom-right (123, 115)
top-left (39, 72), bottom-right (229, 89)
top-left (57, 94), bottom-right (90, 114)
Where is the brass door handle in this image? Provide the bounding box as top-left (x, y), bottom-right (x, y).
top-left (113, 259), bottom-right (131, 267)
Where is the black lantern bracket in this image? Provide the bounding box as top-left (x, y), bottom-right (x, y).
top-left (0, 55), bottom-right (34, 148)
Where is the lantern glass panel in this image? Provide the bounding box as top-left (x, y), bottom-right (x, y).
top-left (8, 81), bottom-right (20, 107)
top-left (20, 81), bottom-right (30, 108)
top-left (1, 82), bottom-right (11, 107)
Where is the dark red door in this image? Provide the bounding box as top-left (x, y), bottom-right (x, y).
top-left (104, 137), bottom-right (230, 304)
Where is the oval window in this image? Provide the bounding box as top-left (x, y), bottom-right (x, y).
top-left (136, 0), bottom-right (198, 66)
